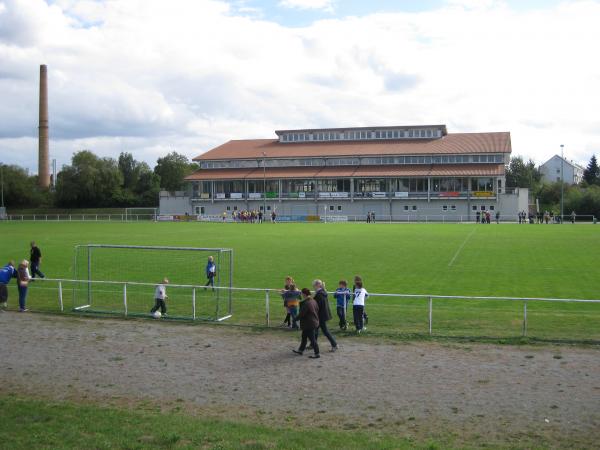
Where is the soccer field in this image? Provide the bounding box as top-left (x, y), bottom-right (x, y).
top-left (1, 221), bottom-right (599, 340)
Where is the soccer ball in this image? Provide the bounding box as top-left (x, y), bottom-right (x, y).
top-left (152, 311), bottom-right (162, 319)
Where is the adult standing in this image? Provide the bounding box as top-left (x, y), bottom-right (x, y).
top-left (258, 210), bottom-right (263, 224)
top-left (17, 260), bottom-right (31, 312)
top-left (313, 280), bottom-right (338, 352)
top-left (293, 288), bottom-right (320, 358)
top-left (495, 211), bottom-right (500, 224)
top-left (271, 210), bottom-right (277, 223)
top-left (0, 261), bottom-right (17, 308)
top-left (30, 241), bottom-right (45, 279)
top-left (571, 211), bottom-right (576, 224)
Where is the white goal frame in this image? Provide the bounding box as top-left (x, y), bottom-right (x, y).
top-left (125, 208), bottom-right (158, 221)
top-left (72, 244), bottom-right (233, 321)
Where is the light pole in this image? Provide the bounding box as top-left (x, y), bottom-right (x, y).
top-left (0, 164), bottom-right (4, 208)
top-left (262, 151), bottom-right (267, 218)
top-left (560, 144), bottom-right (564, 224)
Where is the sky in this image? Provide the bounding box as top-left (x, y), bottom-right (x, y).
top-left (1, 0), bottom-right (599, 174)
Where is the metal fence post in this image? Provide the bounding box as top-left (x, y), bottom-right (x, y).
top-left (192, 288), bottom-right (196, 320)
top-left (123, 283), bottom-right (128, 316)
top-left (428, 296), bottom-right (433, 335)
top-left (58, 281), bottom-right (64, 312)
top-left (522, 301), bottom-right (528, 337)
top-left (265, 290), bottom-right (270, 327)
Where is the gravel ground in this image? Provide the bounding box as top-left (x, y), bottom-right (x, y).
top-left (1, 312), bottom-right (599, 448)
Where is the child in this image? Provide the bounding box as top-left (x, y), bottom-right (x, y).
top-left (151, 277), bottom-right (169, 316)
top-left (205, 256), bottom-right (216, 291)
top-left (352, 276), bottom-right (369, 333)
top-left (282, 283), bottom-right (301, 329)
top-left (333, 280), bottom-right (351, 330)
top-left (280, 276), bottom-right (294, 327)
top-left (17, 260), bottom-right (31, 312)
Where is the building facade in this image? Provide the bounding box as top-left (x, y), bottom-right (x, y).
top-left (540, 155), bottom-right (584, 185)
top-left (160, 125), bottom-right (528, 220)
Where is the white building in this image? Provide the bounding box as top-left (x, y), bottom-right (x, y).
top-left (540, 155), bottom-right (584, 185)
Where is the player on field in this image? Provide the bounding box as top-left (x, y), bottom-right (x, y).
top-left (333, 280), bottom-right (351, 330)
top-left (205, 256), bottom-right (216, 291)
top-left (353, 276), bottom-right (369, 334)
top-left (0, 261), bottom-right (17, 309)
top-left (150, 278), bottom-right (169, 316)
top-left (30, 241), bottom-right (45, 279)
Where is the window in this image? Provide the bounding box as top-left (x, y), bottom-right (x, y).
top-left (556, 169), bottom-right (561, 174)
top-left (233, 206), bottom-right (238, 211)
top-left (267, 206), bottom-right (271, 211)
top-left (403, 205), bottom-right (409, 211)
top-left (472, 206), bottom-right (477, 211)
top-left (226, 206), bottom-right (231, 211)
top-left (442, 205), bottom-right (448, 211)
top-left (412, 205), bottom-right (417, 211)
top-left (490, 205), bottom-right (495, 211)
top-left (481, 206), bottom-right (486, 211)
top-left (337, 205), bottom-right (342, 211)
top-left (451, 205), bottom-right (456, 211)
top-left (329, 205), bottom-right (334, 211)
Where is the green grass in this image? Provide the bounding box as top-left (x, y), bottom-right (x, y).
top-left (0, 395), bottom-right (435, 450)
top-left (1, 221), bottom-right (599, 340)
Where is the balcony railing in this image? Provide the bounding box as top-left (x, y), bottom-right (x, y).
top-left (192, 190), bottom-right (496, 200)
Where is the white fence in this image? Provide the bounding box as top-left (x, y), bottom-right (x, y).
top-left (11, 277), bottom-right (600, 341)
top-left (2, 213), bottom-right (596, 223)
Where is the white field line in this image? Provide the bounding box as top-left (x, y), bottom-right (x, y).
top-left (448, 228), bottom-right (477, 267)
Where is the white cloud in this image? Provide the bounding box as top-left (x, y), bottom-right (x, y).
top-left (0, 0), bottom-right (599, 174)
top-left (278, 0), bottom-right (334, 13)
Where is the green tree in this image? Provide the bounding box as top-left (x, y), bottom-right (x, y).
top-left (154, 152), bottom-right (197, 191)
top-left (117, 153), bottom-right (160, 206)
top-left (582, 155), bottom-right (599, 186)
top-left (505, 156), bottom-right (541, 189)
top-left (55, 151), bottom-right (123, 207)
top-left (0, 164), bottom-right (51, 208)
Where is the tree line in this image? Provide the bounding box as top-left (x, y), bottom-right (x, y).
top-left (506, 155), bottom-right (600, 218)
top-left (0, 151), bottom-right (197, 208)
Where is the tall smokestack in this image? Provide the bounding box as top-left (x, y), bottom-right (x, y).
top-left (38, 64), bottom-right (50, 188)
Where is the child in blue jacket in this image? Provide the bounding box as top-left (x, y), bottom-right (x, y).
top-left (333, 280), bottom-right (351, 330)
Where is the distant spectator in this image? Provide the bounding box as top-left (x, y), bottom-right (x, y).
top-left (486, 211), bottom-right (491, 224)
top-left (0, 261), bottom-right (17, 308)
top-left (366, 212), bottom-right (371, 224)
top-left (258, 210), bottom-right (263, 223)
top-left (476, 211), bottom-right (480, 223)
top-left (495, 211), bottom-right (500, 224)
top-left (30, 241), bottom-right (45, 279)
top-left (271, 210), bottom-right (277, 223)
top-left (571, 211), bottom-right (576, 224)
top-left (17, 260), bottom-right (31, 312)
top-left (371, 211), bottom-right (376, 223)
top-left (293, 288), bottom-right (320, 358)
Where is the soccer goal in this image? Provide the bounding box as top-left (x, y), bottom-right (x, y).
top-left (71, 244), bottom-right (233, 321)
top-left (125, 208), bottom-right (158, 221)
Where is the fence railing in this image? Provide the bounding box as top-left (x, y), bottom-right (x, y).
top-left (2, 213), bottom-right (596, 223)
top-left (7, 277), bottom-right (600, 342)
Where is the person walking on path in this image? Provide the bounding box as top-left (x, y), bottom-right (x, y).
top-left (0, 261), bottom-right (17, 309)
top-left (204, 256), bottom-right (216, 291)
top-left (293, 288), bottom-right (320, 358)
top-left (17, 260), bottom-right (31, 312)
top-left (313, 280), bottom-right (338, 351)
top-left (29, 241), bottom-right (45, 279)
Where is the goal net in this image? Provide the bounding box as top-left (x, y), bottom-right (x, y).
top-left (72, 244), bottom-right (233, 321)
top-left (125, 208), bottom-right (157, 221)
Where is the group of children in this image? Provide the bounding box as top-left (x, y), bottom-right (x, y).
top-left (0, 242), bottom-right (45, 313)
top-left (281, 275), bottom-right (369, 334)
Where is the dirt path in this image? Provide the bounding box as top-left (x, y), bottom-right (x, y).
top-left (1, 312), bottom-right (599, 448)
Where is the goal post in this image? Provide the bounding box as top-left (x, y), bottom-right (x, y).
top-left (72, 244), bottom-right (233, 321)
top-left (125, 208), bottom-right (158, 221)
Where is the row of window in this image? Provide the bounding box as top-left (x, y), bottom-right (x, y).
top-left (280, 128), bottom-right (443, 143)
top-left (192, 177), bottom-right (497, 195)
top-left (200, 154), bottom-right (504, 170)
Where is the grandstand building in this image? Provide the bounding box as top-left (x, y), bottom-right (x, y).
top-left (160, 125), bottom-right (528, 220)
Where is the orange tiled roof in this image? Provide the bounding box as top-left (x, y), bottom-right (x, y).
top-left (193, 132), bottom-right (511, 161)
top-left (185, 164), bottom-right (505, 181)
